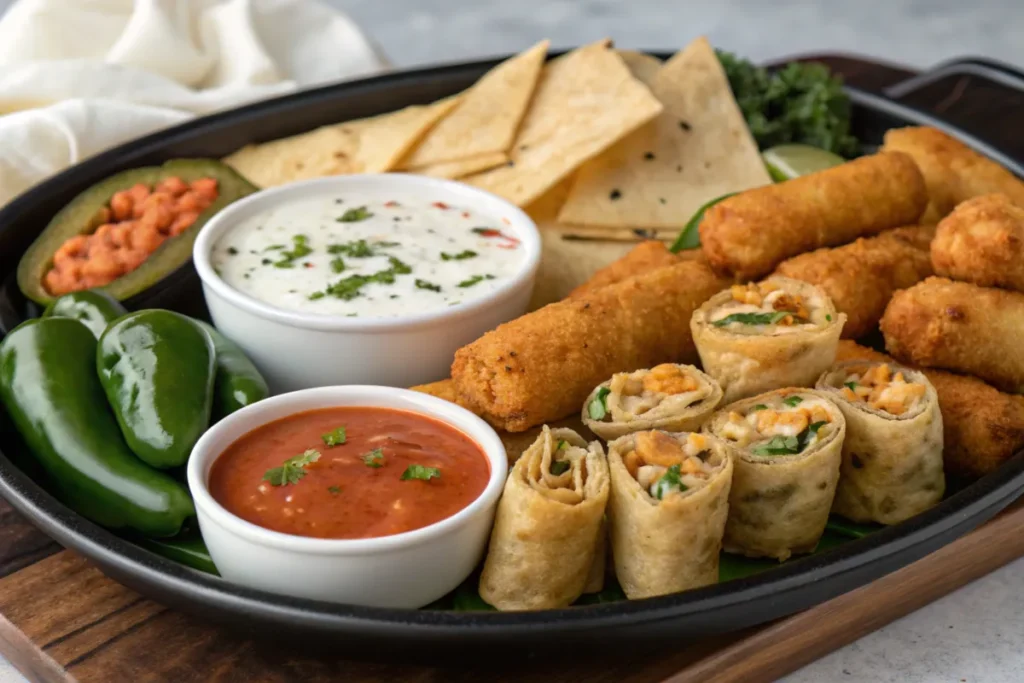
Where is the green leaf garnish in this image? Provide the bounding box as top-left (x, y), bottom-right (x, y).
top-left (415, 279), bottom-right (441, 292)
top-left (328, 239), bottom-right (374, 258)
top-left (844, 381), bottom-right (857, 391)
top-left (273, 234), bottom-right (313, 268)
top-left (798, 421), bottom-right (828, 450)
top-left (321, 426), bottom-right (346, 446)
top-left (321, 258), bottom-right (412, 301)
top-left (752, 435), bottom-right (800, 456)
top-left (388, 256), bottom-right (412, 275)
top-left (652, 464), bottom-right (688, 500)
top-left (588, 387), bottom-right (611, 420)
top-left (457, 274), bottom-right (495, 288)
top-left (783, 395), bottom-right (804, 407)
top-left (550, 460), bottom-right (571, 475)
top-left (441, 250), bottom-right (478, 261)
top-left (557, 440), bottom-right (569, 450)
top-left (308, 291), bottom-right (326, 301)
top-left (401, 464), bottom-right (441, 481)
top-left (712, 311), bottom-right (792, 327)
top-left (825, 314), bottom-right (832, 322)
top-left (328, 486), bottom-right (341, 495)
top-left (330, 257), bottom-right (346, 274)
top-left (362, 448), bottom-right (384, 468)
top-left (265, 244), bottom-right (285, 251)
top-left (262, 449), bottom-right (320, 486)
top-left (669, 192), bottom-right (736, 253)
top-left (337, 206), bottom-right (373, 222)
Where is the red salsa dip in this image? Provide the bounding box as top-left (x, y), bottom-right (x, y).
top-left (208, 407), bottom-right (490, 540)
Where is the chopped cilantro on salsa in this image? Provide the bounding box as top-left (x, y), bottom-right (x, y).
top-left (263, 449), bottom-right (320, 486)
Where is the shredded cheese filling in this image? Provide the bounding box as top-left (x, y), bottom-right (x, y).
top-left (840, 363), bottom-right (926, 416)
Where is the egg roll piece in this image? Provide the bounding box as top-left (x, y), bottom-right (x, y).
top-left (607, 431), bottom-right (732, 598)
top-left (479, 426), bottom-right (609, 610)
top-left (836, 341), bottom-right (1024, 480)
top-left (774, 225), bottom-right (935, 339)
top-left (881, 277), bottom-right (1024, 394)
top-left (882, 126), bottom-right (1024, 222)
top-left (931, 194), bottom-right (1024, 293)
top-left (582, 363), bottom-right (722, 440)
top-left (817, 361), bottom-right (944, 524)
top-left (568, 241), bottom-right (682, 298)
top-left (691, 277), bottom-right (845, 403)
top-left (703, 388), bottom-right (845, 561)
top-left (699, 152), bottom-right (928, 280)
top-left (452, 258), bottom-right (731, 432)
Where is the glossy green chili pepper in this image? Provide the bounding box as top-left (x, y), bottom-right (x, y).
top-left (0, 317), bottom-right (194, 537)
top-left (194, 320), bottom-right (269, 419)
top-left (137, 530), bottom-right (218, 575)
top-left (42, 289), bottom-right (128, 338)
top-left (97, 310), bottom-right (215, 468)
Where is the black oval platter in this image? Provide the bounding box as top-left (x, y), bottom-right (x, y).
top-left (1, 51), bottom-right (1023, 658)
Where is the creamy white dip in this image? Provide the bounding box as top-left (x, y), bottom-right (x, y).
top-left (211, 195), bottom-right (525, 318)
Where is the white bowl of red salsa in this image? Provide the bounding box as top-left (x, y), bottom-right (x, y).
top-left (186, 385), bottom-right (507, 608)
top-left (192, 174), bottom-right (541, 392)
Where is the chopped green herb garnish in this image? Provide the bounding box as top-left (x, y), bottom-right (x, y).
top-left (826, 314), bottom-right (832, 322)
top-left (262, 449), bottom-right (320, 486)
top-left (328, 239), bottom-right (374, 258)
top-left (652, 464), bottom-right (687, 500)
top-left (550, 460), bottom-right (571, 475)
top-left (376, 241), bottom-right (400, 248)
top-left (273, 234), bottom-right (313, 268)
top-left (844, 381), bottom-right (858, 391)
top-left (321, 260), bottom-right (409, 301)
top-left (388, 256), bottom-right (412, 275)
top-left (328, 486), bottom-right (341, 495)
top-left (321, 426), bottom-right (347, 446)
top-left (457, 274), bottom-right (495, 288)
top-left (415, 279), bottom-right (441, 292)
top-left (798, 421), bottom-right (828, 450)
top-left (753, 404), bottom-right (768, 411)
top-left (588, 387), bottom-right (611, 420)
top-left (752, 435), bottom-right (800, 456)
top-left (712, 311), bottom-right (792, 327)
top-left (227, 247), bottom-right (238, 255)
top-left (330, 257), bottom-right (346, 274)
top-left (308, 291), bottom-right (325, 301)
top-left (362, 448), bottom-right (384, 468)
top-left (401, 464), bottom-right (441, 481)
top-left (265, 244), bottom-right (285, 251)
top-left (441, 250), bottom-right (478, 261)
top-left (783, 395), bottom-right (804, 407)
top-left (337, 206), bottom-right (373, 222)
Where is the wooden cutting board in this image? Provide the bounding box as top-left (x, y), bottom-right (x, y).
top-left (3, 55), bottom-right (1024, 683)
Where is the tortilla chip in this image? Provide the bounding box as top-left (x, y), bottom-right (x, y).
top-left (524, 176), bottom-right (575, 224)
top-left (463, 41), bottom-right (664, 207)
top-left (400, 41), bottom-right (548, 168)
top-left (556, 37), bottom-right (770, 229)
top-left (529, 222), bottom-right (636, 308)
top-left (616, 50), bottom-right (663, 86)
top-left (406, 151), bottom-right (509, 179)
top-left (222, 97), bottom-right (459, 187)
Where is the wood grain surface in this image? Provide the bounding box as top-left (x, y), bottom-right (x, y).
top-left (2, 54), bottom-right (1023, 683)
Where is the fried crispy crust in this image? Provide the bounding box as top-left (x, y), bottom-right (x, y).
top-left (931, 193), bottom-right (1024, 292)
top-left (774, 225), bottom-right (935, 339)
top-left (568, 241), bottom-right (682, 298)
top-left (880, 277), bottom-right (1024, 393)
top-left (698, 152), bottom-right (927, 280)
top-left (836, 340), bottom-right (1024, 479)
top-left (882, 126), bottom-right (1024, 221)
top-left (451, 259), bottom-right (731, 432)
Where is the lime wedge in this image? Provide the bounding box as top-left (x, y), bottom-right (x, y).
top-left (762, 144), bottom-right (845, 182)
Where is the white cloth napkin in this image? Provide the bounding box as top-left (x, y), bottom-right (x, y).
top-left (0, 0), bottom-right (389, 206)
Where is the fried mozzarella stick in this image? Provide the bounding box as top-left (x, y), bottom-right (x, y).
top-left (931, 194), bottom-right (1024, 293)
top-left (836, 341), bottom-right (1024, 480)
top-left (451, 259), bottom-right (731, 432)
top-left (568, 241), bottom-right (682, 298)
top-left (881, 277), bottom-right (1024, 394)
top-left (882, 126), bottom-right (1024, 222)
top-left (774, 225), bottom-right (935, 339)
top-left (699, 152), bottom-right (928, 280)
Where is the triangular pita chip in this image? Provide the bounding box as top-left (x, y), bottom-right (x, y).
top-left (400, 41), bottom-right (549, 168)
top-left (406, 151), bottom-right (509, 179)
top-left (557, 37), bottom-right (770, 228)
top-left (223, 97), bottom-right (459, 187)
top-left (616, 50), bottom-right (663, 86)
top-left (464, 41), bottom-right (664, 207)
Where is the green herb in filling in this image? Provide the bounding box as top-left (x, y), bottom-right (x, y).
top-left (401, 464), bottom-right (441, 481)
top-left (337, 206), bottom-right (373, 222)
top-left (557, 440), bottom-right (569, 450)
top-left (321, 426), bottom-right (347, 446)
top-left (457, 274), bottom-right (495, 288)
top-left (825, 314), bottom-right (832, 322)
top-left (441, 250), bottom-right (478, 261)
top-left (588, 387), bottom-right (611, 420)
top-left (362, 448), bottom-right (384, 468)
top-left (550, 460), bottom-right (571, 475)
top-left (751, 435), bottom-right (800, 456)
top-left (415, 279), bottom-right (441, 292)
top-left (753, 404), bottom-right (768, 411)
top-left (652, 463), bottom-right (687, 500)
top-left (263, 449), bottom-right (320, 486)
top-left (783, 395), bottom-right (804, 407)
top-left (844, 381), bottom-right (858, 391)
top-left (712, 310), bottom-right (792, 327)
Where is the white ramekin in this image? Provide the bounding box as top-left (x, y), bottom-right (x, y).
top-left (186, 385), bottom-right (507, 608)
top-left (192, 174), bottom-right (541, 392)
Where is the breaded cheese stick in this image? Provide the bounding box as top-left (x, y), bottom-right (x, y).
top-left (774, 225), bottom-right (935, 338)
top-left (451, 259), bottom-right (731, 432)
top-left (881, 277), bottom-right (1024, 393)
top-left (699, 152), bottom-right (927, 280)
top-left (836, 341), bottom-right (1024, 480)
top-left (882, 126), bottom-right (1024, 222)
top-left (568, 241), bottom-right (682, 298)
top-left (931, 194), bottom-right (1024, 292)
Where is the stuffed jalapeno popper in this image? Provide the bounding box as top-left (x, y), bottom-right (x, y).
top-left (479, 426), bottom-right (609, 611)
top-left (703, 388), bottom-right (845, 561)
top-left (607, 430), bottom-right (733, 599)
top-left (582, 363), bottom-right (723, 440)
top-left (817, 361), bottom-right (944, 524)
top-left (691, 277), bottom-right (846, 403)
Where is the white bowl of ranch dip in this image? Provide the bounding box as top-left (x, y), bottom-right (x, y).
top-left (193, 174), bottom-right (541, 391)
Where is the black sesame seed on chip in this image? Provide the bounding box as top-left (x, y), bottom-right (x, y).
top-left (643, 152), bottom-right (655, 160)
top-left (609, 189), bottom-right (622, 200)
top-left (679, 120), bottom-right (691, 131)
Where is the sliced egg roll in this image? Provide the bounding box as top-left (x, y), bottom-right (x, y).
top-left (607, 431), bottom-right (733, 599)
top-left (479, 426), bottom-right (609, 610)
top-left (816, 361), bottom-right (944, 524)
top-left (690, 276), bottom-right (846, 403)
top-left (582, 363), bottom-right (724, 440)
top-left (703, 388), bottom-right (845, 561)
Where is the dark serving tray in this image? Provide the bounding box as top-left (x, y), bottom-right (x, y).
top-left (1, 51), bottom-right (1023, 658)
